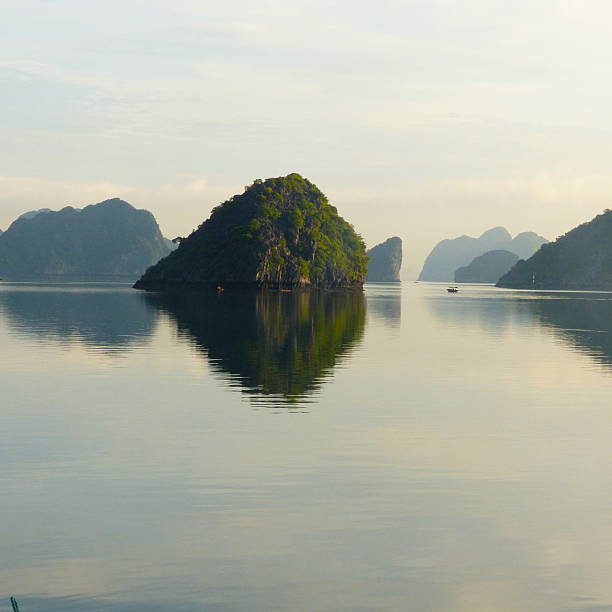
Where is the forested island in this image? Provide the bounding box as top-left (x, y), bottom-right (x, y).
top-left (135, 174), bottom-right (368, 291)
top-left (497, 209), bottom-right (612, 290)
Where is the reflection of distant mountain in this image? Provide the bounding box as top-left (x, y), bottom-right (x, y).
top-left (530, 296), bottom-right (612, 365)
top-left (366, 285), bottom-right (402, 328)
top-left (147, 290), bottom-right (365, 401)
top-left (426, 288), bottom-right (612, 366)
top-left (426, 293), bottom-right (520, 334)
top-left (0, 285), bottom-right (157, 349)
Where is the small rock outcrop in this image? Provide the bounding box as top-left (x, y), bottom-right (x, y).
top-left (366, 237), bottom-right (402, 282)
top-left (498, 209), bottom-right (612, 290)
top-left (418, 227), bottom-right (547, 282)
top-left (0, 198), bottom-right (173, 280)
top-left (454, 250), bottom-right (519, 283)
top-left (134, 173), bottom-right (368, 291)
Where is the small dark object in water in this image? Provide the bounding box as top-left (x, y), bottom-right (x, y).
top-left (447, 286), bottom-right (459, 293)
top-left (10, 597), bottom-right (20, 612)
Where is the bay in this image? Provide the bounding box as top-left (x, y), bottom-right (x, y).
top-left (3, 282), bottom-right (612, 611)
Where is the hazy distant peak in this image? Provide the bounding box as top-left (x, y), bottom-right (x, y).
top-left (514, 231), bottom-right (542, 239)
top-left (510, 231), bottom-right (548, 260)
top-left (82, 198), bottom-right (135, 213)
top-left (18, 208), bottom-right (53, 221)
top-left (100, 197), bottom-right (133, 206)
top-left (479, 226), bottom-right (512, 241)
top-left (419, 225), bottom-right (546, 282)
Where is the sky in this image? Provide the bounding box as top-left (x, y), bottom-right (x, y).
top-left (3, 0), bottom-right (612, 278)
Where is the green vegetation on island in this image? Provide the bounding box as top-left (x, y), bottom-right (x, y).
top-left (497, 209), bottom-right (612, 290)
top-left (134, 173), bottom-right (368, 291)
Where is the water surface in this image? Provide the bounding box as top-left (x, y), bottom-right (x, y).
top-left (3, 282), bottom-right (612, 611)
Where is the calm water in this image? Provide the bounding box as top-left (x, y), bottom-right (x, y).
top-left (3, 282), bottom-right (612, 611)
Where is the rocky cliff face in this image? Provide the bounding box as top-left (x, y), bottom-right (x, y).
top-left (366, 237), bottom-right (402, 282)
top-left (498, 209), bottom-right (612, 290)
top-left (419, 227), bottom-right (547, 282)
top-left (454, 249), bottom-right (519, 283)
top-left (0, 198), bottom-right (172, 280)
top-left (134, 174), bottom-right (368, 291)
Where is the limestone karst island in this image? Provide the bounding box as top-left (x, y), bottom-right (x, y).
top-left (366, 237), bottom-right (403, 282)
top-left (497, 209), bottom-right (612, 290)
top-left (0, 198), bottom-right (175, 280)
top-left (134, 173), bottom-right (368, 291)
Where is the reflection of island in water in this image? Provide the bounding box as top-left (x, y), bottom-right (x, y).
top-left (366, 284), bottom-right (401, 328)
top-left (427, 288), bottom-right (612, 366)
top-left (530, 295), bottom-right (612, 366)
top-left (147, 290), bottom-right (366, 402)
top-left (0, 285), bottom-right (157, 351)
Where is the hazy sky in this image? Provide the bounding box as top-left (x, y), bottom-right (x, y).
top-left (3, 0), bottom-right (612, 277)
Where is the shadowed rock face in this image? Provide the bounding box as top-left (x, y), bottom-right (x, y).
top-left (134, 174), bottom-right (367, 291)
top-left (146, 289), bottom-right (365, 401)
top-left (0, 199), bottom-right (173, 280)
top-left (366, 237), bottom-right (402, 282)
top-left (454, 249), bottom-right (519, 283)
top-left (419, 227), bottom-right (547, 282)
top-left (498, 210), bottom-right (612, 290)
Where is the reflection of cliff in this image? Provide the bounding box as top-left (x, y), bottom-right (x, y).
top-left (530, 296), bottom-right (612, 365)
top-left (0, 285), bottom-right (157, 349)
top-left (148, 290), bottom-right (365, 400)
top-left (366, 286), bottom-right (402, 328)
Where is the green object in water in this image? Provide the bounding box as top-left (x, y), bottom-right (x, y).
top-left (10, 597), bottom-right (19, 612)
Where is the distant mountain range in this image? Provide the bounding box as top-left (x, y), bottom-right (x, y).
top-left (366, 237), bottom-right (402, 282)
top-left (498, 209), bottom-right (612, 290)
top-left (418, 227), bottom-right (547, 282)
top-left (0, 198), bottom-right (174, 280)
